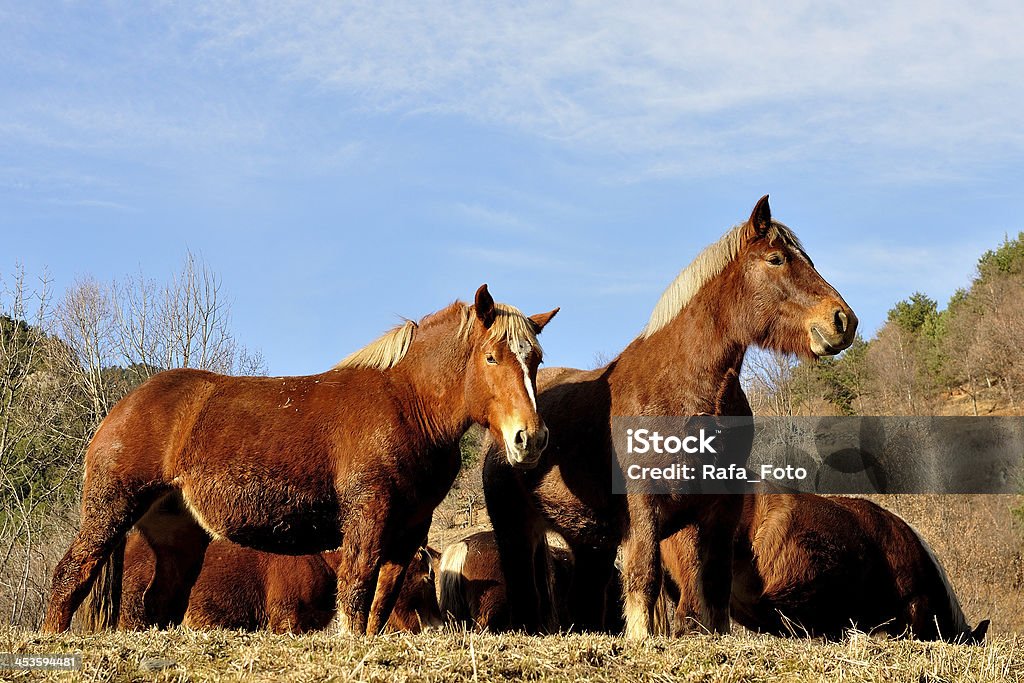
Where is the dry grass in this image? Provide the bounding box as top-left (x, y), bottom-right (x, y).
top-left (2, 628), bottom-right (1022, 682)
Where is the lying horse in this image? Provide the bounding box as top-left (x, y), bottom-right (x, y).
top-left (483, 197), bottom-right (857, 637)
top-left (44, 285), bottom-right (557, 635)
top-left (117, 533), bottom-right (441, 633)
top-left (662, 490), bottom-right (990, 643)
top-left (437, 531), bottom-right (679, 634)
top-left (437, 530), bottom-right (573, 631)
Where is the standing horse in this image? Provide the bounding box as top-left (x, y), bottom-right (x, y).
top-left (483, 197), bottom-right (857, 638)
top-left (118, 533), bottom-right (442, 633)
top-left (43, 285), bottom-right (557, 635)
top-left (662, 490), bottom-right (990, 643)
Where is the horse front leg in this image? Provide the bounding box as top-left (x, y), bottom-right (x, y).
top-left (366, 521), bottom-right (430, 634)
top-left (696, 522), bottom-right (736, 634)
top-left (333, 514), bottom-right (386, 636)
top-left (620, 496), bottom-right (662, 639)
top-left (696, 496), bottom-right (742, 634)
top-left (483, 455), bottom-right (549, 633)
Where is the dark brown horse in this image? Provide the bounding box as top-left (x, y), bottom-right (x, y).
top-left (483, 197), bottom-right (857, 637)
top-left (117, 533), bottom-right (441, 633)
top-left (437, 530), bottom-right (574, 631)
top-left (662, 491), bottom-right (990, 643)
top-left (43, 285), bottom-right (557, 635)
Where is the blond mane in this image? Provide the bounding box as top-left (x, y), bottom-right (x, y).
top-left (335, 301), bottom-right (541, 371)
top-left (643, 220), bottom-right (804, 338)
top-left (334, 320), bottom-right (418, 371)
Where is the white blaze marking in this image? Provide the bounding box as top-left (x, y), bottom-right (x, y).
top-left (512, 340), bottom-right (536, 409)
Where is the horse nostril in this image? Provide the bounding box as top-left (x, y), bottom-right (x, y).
top-left (834, 309), bottom-right (848, 334)
top-left (536, 426), bottom-right (549, 451)
top-left (514, 429), bottom-right (527, 448)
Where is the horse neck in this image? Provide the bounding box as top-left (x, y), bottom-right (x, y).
top-left (612, 279), bottom-right (749, 415)
top-left (390, 324), bottom-right (473, 445)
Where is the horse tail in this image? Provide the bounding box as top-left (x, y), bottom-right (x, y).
top-left (78, 535), bottom-right (126, 631)
top-left (438, 540), bottom-right (471, 626)
top-left (901, 517), bottom-right (974, 642)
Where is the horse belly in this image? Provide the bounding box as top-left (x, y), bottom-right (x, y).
top-left (177, 472), bottom-right (342, 554)
top-left (535, 474), bottom-right (621, 549)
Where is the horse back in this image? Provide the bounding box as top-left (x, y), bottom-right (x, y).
top-left (84, 368), bottom-right (222, 488)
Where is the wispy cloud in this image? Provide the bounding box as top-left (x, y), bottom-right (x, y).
top-left (4, 3), bottom-right (1021, 182)
top-left (178, 1), bottom-right (1024, 176)
top-left (45, 198), bottom-right (137, 212)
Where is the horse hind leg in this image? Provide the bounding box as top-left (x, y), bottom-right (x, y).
top-left (42, 479), bottom-right (159, 633)
top-left (694, 512), bottom-right (739, 634)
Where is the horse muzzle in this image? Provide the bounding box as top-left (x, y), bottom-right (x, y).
top-left (504, 424), bottom-right (549, 469)
top-left (809, 306), bottom-right (858, 357)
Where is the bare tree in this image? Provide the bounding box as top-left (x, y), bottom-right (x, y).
top-left (112, 252), bottom-right (265, 378)
top-left (743, 349), bottom-right (798, 416)
top-left (56, 276), bottom-right (122, 423)
top-left (0, 267), bottom-right (83, 625)
top-left (973, 276), bottom-right (1024, 410)
top-left (864, 324), bottom-right (933, 415)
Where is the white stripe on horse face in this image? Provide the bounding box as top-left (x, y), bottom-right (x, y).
top-left (512, 340), bottom-right (536, 409)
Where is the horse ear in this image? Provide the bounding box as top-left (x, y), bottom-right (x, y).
top-left (744, 194), bottom-right (772, 242)
top-left (529, 307), bottom-right (559, 334)
top-left (474, 284), bottom-right (496, 328)
top-left (972, 619), bottom-right (990, 642)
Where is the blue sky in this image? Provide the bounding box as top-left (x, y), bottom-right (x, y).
top-left (2, 2), bottom-right (1023, 375)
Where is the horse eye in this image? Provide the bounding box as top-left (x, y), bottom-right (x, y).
top-left (766, 253), bottom-right (786, 266)
top-left (485, 353), bottom-right (498, 365)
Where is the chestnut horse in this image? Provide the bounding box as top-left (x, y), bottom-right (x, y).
top-left (437, 531), bottom-right (574, 631)
top-left (662, 490), bottom-right (990, 643)
top-left (43, 285), bottom-right (557, 635)
top-left (483, 197), bottom-right (857, 637)
top-left (117, 533), bottom-right (442, 633)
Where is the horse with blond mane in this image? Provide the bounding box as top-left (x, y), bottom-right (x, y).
top-left (484, 197), bottom-right (857, 638)
top-left (43, 285), bottom-right (557, 635)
